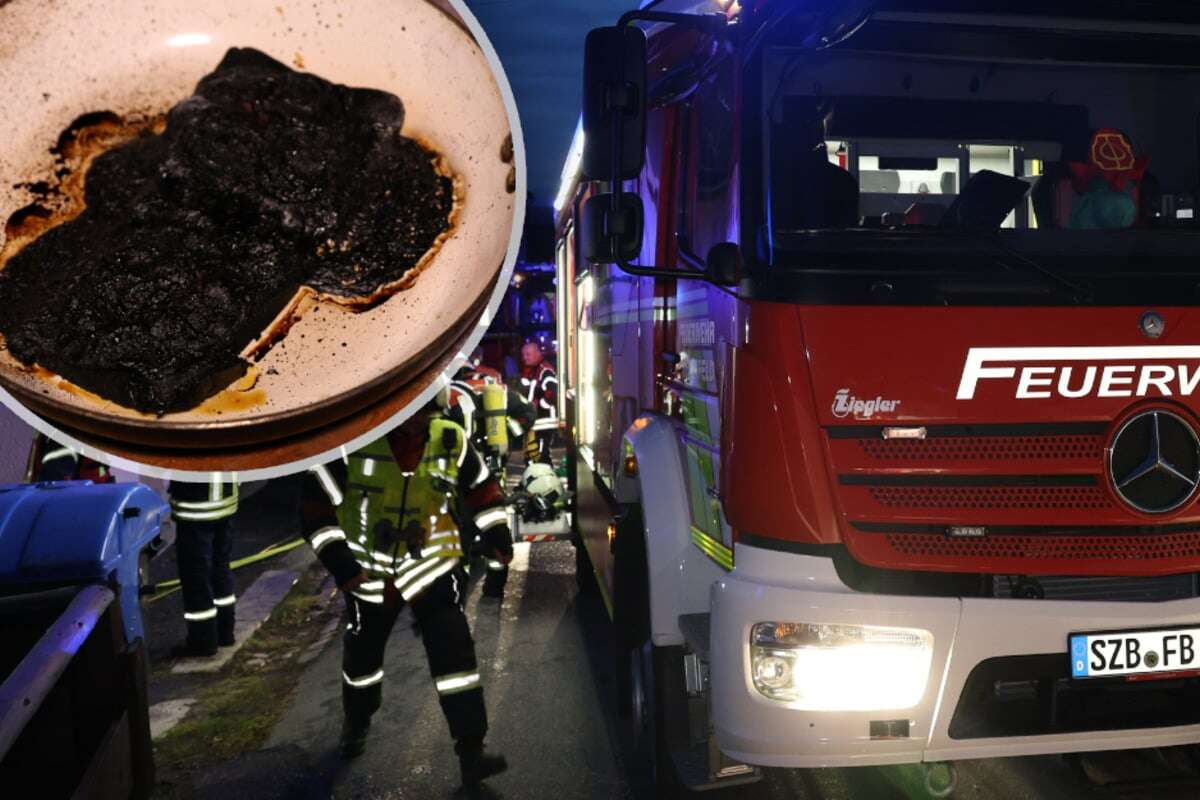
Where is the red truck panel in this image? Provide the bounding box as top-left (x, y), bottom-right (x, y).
top-left (726, 301), bottom-right (1200, 576)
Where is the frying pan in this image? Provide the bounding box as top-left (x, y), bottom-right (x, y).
top-left (0, 0), bottom-right (521, 464)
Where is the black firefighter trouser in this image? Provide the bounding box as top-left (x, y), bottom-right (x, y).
top-left (458, 497), bottom-right (509, 596)
top-left (341, 565), bottom-right (487, 743)
top-left (176, 518), bottom-right (236, 650)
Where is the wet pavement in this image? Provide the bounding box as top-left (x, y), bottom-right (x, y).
top-left (264, 541), bottom-right (631, 799)
top-left (151, 529), bottom-right (1200, 800)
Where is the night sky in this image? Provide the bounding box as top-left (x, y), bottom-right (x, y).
top-left (463, 0), bottom-right (638, 204)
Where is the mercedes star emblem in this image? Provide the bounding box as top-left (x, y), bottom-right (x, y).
top-left (1140, 311), bottom-right (1166, 339)
top-left (1108, 409), bottom-right (1200, 514)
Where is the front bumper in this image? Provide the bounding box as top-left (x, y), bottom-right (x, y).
top-left (711, 542), bottom-right (1200, 768)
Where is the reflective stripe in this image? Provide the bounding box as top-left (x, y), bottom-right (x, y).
top-left (41, 447), bottom-right (77, 464)
top-left (471, 460), bottom-right (491, 489)
top-left (184, 608), bottom-right (217, 621)
top-left (173, 496), bottom-right (238, 511)
top-left (435, 670), bottom-right (481, 695)
top-left (311, 527), bottom-right (346, 553)
top-left (532, 417), bottom-right (558, 431)
top-left (174, 505), bottom-right (238, 521)
top-left (371, 549), bottom-right (401, 565)
top-left (424, 546), bottom-right (463, 560)
top-left (474, 507), bottom-right (508, 531)
top-left (213, 594), bottom-right (236, 607)
top-left (400, 557), bottom-right (458, 602)
top-left (384, 555), bottom-right (424, 575)
top-left (351, 591), bottom-right (384, 604)
top-left (508, 419), bottom-right (524, 437)
top-left (343, 669), bottom-right (384, 688)
top-left (393, 557), bottom-right (444, 593)
top-left (311, 464), bottom-right (344, 506)
top-left (456, 434), bottom-right (469, 468)
top-left (359, 580), bottom-right (385, 591)
top-left (486, 560), bottom-right (505, 571)
top-left (347, 540), bottom-right (367, 554)
top-left (362, 459), bottom-right (375, 478)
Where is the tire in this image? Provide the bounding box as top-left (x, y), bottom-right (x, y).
top-left (573, 536), bottom-right (599, 596)
top-left (612, 504), bottom-right (688, 796)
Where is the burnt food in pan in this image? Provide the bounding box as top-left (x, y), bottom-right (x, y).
top-left (0, 48), bottom-right (455, 414)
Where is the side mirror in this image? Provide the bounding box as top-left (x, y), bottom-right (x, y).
top-left (705, 242), bottom-right (742, 286)
top-left (582, 193), bottom-right (644, 264)
top-left (581, 26), bottom-right (647, 181)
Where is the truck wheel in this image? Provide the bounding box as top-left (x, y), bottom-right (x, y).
top-left (573, 537), bottom-right (598, 595)
top-left (613, 505), bottom-right (687, 795)
top-left (628, 637), bottom-right (691, 795)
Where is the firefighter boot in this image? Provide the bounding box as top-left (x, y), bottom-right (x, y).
top-left (172, 617), bottom-right (218, 658)
top-left (340, 718), bottom-right (371, 759)
top-left (217, 605), bottom-right (236, 647)
top-left (456, 737), bottom-right (507, 790)
top-left (481, 561), bottom-right (507, 600)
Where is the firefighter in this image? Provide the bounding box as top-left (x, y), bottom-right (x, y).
top-left (444, 362), bottom-right (536, 600)
top-left (168, 476), bottom-right (239, 657)
top-left (30, 434), bottom-right (113, 483)
top-left (447, 360), bottom-right (537, 472)
top-left (301, 403), bottom-right (511, 790)
top-left (456, 347), bottom-right (537, 470)
top-left (519, 341), bottom-right (558, 464)
top-left (463, 346), bottom-right (503, 386)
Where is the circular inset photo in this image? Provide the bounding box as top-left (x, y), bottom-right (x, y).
top-left (0, 0), bottom-right (524, 479)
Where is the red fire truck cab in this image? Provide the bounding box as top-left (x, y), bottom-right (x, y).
top-left (555, 0), bottom-right (1200, 792)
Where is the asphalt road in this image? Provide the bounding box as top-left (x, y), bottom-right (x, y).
top-left (265, 540), bottom-right (633, 799)
top-left (190, 537), bottom-right (1200, 800)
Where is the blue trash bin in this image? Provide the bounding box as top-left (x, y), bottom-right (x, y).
top-left (0, 481), bottom-right (169, 645)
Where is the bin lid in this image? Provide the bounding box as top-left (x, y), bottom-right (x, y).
top-left (0, 482), bottom-right (168, 584)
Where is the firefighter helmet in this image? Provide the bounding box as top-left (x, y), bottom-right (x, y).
top-left (521, 462), bottom-right (562, 505)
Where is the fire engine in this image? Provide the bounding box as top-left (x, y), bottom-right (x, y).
top-left (554, 0), bottom-right (1200, 793)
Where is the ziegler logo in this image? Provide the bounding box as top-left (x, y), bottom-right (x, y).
top-left (832, 388), bottom-right (901, 419)
top-left (958, 346), bottom-right (1200, 400)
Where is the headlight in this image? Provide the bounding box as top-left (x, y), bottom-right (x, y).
top-left (750, 622), bottom-right (933, 711)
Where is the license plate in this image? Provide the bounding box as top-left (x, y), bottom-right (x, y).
top-left (1070, 626), bottom-right (1200, 679)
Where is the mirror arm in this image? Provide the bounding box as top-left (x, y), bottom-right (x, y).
top-left (617, 10), bottom-right (729, 33)
top-left (674, 234), bottom-right (707, 272)
top-left (615, 260), bottom-right (710, 280)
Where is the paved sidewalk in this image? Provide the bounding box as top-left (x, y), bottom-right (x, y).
top-left (172, 569), bottom-right (299, 675)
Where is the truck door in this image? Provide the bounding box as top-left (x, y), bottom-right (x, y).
top-left (667, 58), bottom-right (741, 571)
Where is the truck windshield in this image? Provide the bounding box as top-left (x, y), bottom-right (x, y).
top-left (759, 10), bottom-right (1200, 304)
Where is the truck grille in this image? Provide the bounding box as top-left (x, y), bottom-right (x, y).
top-left (828, 423), bottom-right (1200, 575)
top-left (867, 484), bottom-right (1112, 511)
top-left (990, 574), bottom-right (1197, 602)
top-left (877, 529), bottom-right (1200, 563)
top-left (855, 432), bottom-right (1104, 464)
top-left (950, 654), bottom-right (1200, 739)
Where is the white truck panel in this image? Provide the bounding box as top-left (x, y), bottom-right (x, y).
top-left (711, 542), bottom-right (1200, 768)
top-left (619, 414), bottom-right (727, 646)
